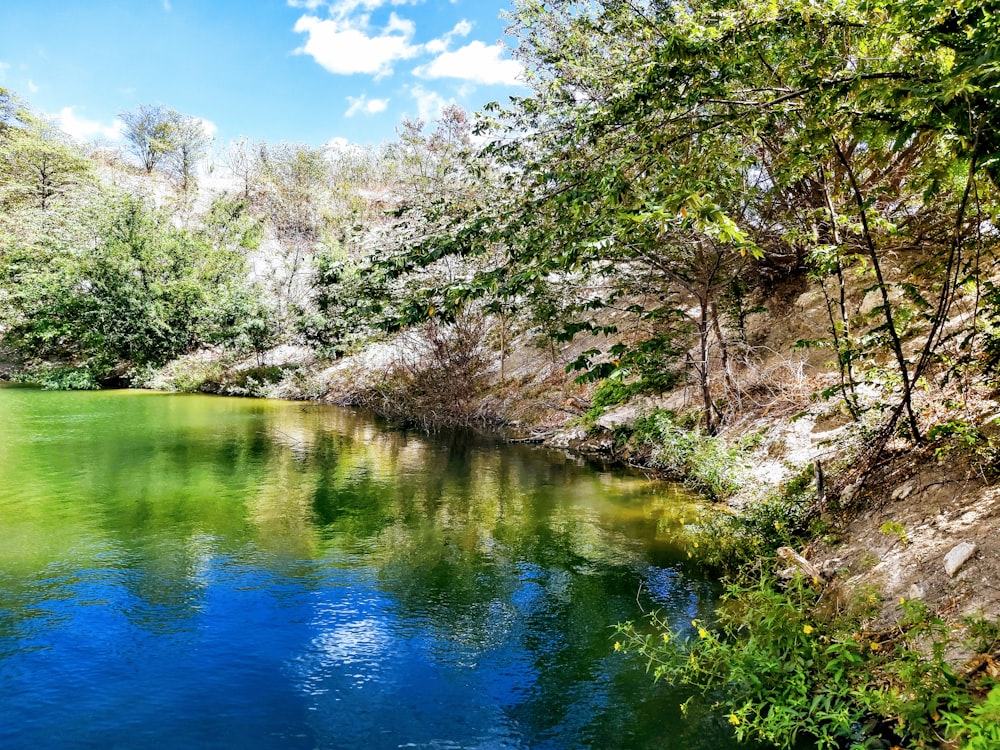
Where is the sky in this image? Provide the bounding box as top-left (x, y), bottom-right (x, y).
top-left (0, 0), bottom-right (526, 149)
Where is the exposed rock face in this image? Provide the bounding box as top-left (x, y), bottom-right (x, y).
top-left (944, 542), bottom-right (977, 578)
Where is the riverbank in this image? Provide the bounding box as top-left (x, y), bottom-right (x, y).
top-left (139, 327), bottom-right (1000, 630)
top-left (9, 337), bottom-right (1000, 748)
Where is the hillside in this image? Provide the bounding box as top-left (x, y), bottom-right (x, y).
top-left (3, 1), bottom-right (1000, 746)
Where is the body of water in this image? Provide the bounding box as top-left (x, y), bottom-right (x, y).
top-left (0, 388), bottom-right (744, 749)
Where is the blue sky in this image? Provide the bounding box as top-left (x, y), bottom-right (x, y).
top-left (0, 0), bottom-right (525, 148)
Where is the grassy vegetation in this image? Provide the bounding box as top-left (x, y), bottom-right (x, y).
top-left (617, 576), bottom-right (999, 749)
top-left (612, 459), bottom-right (999, 750)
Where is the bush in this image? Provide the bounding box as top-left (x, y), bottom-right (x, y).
top-left (690, 467), bottom-right (817, 571)
top-left (616, 578), bottom-right (996, 750)
top-left (358, 315), bottom-right (497, 431)
top-left (12, 364), bottom-right (99, 390)
top-left (631, 410), bottom-right (746, 499)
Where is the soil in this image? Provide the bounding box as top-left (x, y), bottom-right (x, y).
top-left (812, 447), bottom-right (1000, 624)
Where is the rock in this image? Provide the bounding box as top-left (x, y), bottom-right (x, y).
top-left (908, 583), bottom-right (926, 600)
top-left (944, 542), bottom-right (977, 577)
top-left (819, 557), bottom-right (844, 579)
top-left (776, 546), bottom-right (823, 581)
top-left (839, 482), bottom-right (860, 504)
top-left (891, 481), bottom-right (916, 501)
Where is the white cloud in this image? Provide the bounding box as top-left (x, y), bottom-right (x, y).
top-left (293, 12), bottom-right (419, 77)
top-left (425, 19), bottom-right (472, 55)
top-left (195, 116), bottom-right (218, 138)
top-left (345, 94), bottom-right (389, 117)
top-left (409, 84), bottom-right (450, 123)
top-left (27, 79), bottom-right (39, 94)
top-left (288, 1), bottom-right (422, 17)
top-left (53, 107), bottom-right (124, 143)
top-left (414, 41), bottom-right (523, 86)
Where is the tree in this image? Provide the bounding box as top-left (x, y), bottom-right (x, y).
top-left (119, 104), bottom-right (178, 173)
top-left (0, 112), bottom-right (92, 212)
top-left (166, 115), bottom-right (212, 192)
top-left (222, 136), bottom-right (263, 203)
top-left (354, 0), bottom-right (998, 444)
top-left (0, 192), bottom-right (252, 382)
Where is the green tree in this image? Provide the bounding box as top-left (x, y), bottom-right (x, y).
top-left (119, 104), bottom-right (178, 174)
top-left (360, 0), bottom-right (998, 443)
top-left (0, 93), bottom-right (93, 213)
top-left (0, 193), bottom-right (251, 383)
top-left (0, 124), bottom-right (93, 211)
top-left (166, 114), bottom-right (212, 193)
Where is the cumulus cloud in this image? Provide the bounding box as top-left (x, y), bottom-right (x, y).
top-left (345, 94), bottom-right (390, 117)
top-left (53, 107), bottom-right (124, 143)
top-left (195, 116), bottom-right (218, 138)
top-left (414, 41), bottom-right (523, 86)
top-left (425, 19), bottom-right (472, 55)
top-left (293, 12), bottom-right (419, 77)
top-left (408, 84), bottom-right (450, 123)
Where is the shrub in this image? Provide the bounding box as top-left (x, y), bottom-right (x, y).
top-left (632, 409), bottom-right (746, 499)
top-left (689, 471), bottom-right (817, 571)
top-left (616, 578), bottom-right (996, 750)
top-left (359, 315), bottom-right (497, 431)
top-left (12, 364), bottom-right (99, 390)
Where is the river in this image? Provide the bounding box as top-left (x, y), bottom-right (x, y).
top-left (0, 387), bottom-right (750, 749)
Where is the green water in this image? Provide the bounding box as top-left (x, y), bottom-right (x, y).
top-left (0, 387), bottom-right (746, 749)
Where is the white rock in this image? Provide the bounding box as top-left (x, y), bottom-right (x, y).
top-left (943, 542), bottom-right (977, 577)
top-left (891, 481), bottom-right (916, 501)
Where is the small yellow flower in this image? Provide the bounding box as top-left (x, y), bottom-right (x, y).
top-left (693, 541), bottom-right (699, 548)
top-left (689, 652), bottom-right (696, 664)
top-left (803, 624), bottom-right (814, 635)
top-left (870, 641), bottom-right (881, 651)
top-left (662, 633), bottom-right (670, 644)
top-left (899, 597), bottom-right (906, 605)
top-left (691, 619), bottom-right (699, 627)
top-left (614, 641), bottom-right (622, 652)
top-left (728, 714), bottom-right (741, 726)
top-left (698, 627), bottom-right (709, 639)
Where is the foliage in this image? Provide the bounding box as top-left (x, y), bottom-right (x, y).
top-left (942, 685), bottom-right (1000, 750)
top-left (688, 467), bottom-right (817, 571)
top-left (616, 578), bottom-right (996, 750)
top-left (11, 364), bottom-right (100, 391)
top-left (0, 121), bottom-right (93, 212)
top-left (0, 193), bottom-right (256, 385)
top-left (328, 0), bottom-right (1000, 445)
top-left (627, 410), bottom-right (746, 499)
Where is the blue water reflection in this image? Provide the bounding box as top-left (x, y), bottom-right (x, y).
top-left (0, 389), bottom-right (747, 749)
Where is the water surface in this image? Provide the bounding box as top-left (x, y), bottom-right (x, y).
top-left (0, 388), bottom-right (743, 749)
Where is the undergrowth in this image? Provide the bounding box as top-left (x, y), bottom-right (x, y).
top-left (616, 576), bottom-right (999, 750)
top-left (687, 466), bottom-right (818, 570)
top-left (11, 364), bottom-right (100, 390)
top-left (619, 409), bottom-right (748, 500)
